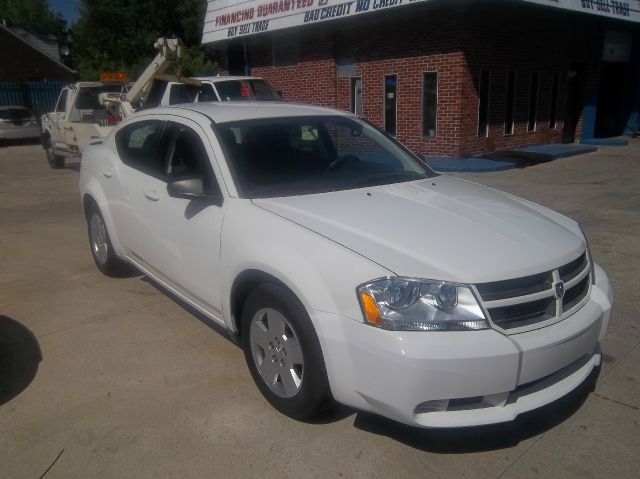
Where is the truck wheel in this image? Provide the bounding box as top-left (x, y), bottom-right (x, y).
top-left (86, 203), bottom-right (127, 276)
top-left (44, 136), bottom-right (65, 169)
top-left (241, 283), bottom-right (333, 420)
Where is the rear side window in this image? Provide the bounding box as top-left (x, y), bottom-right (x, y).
top-left (169, 84), bottom-right (197, 105)
top-left (198, 83), bottom-right (219, 102)
top-left (115, 120), bottom-right (163, 174)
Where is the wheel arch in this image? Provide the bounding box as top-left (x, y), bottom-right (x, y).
top-left (82, 193), bottom-right (98, 218)
top-left (229, 269), bottom-right (304, 338)
top-left (80, 189), bottom-right (123, 255)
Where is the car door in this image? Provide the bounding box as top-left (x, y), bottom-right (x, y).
top-left (118, 116), bottom-right (226, 321)
top-left (49, 88), bottom-right (68, 147)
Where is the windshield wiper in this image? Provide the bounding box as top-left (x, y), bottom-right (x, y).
top-left (349, 172), bottom-right (426, 189)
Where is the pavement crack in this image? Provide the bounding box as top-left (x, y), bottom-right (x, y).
top-left (38, 448), bottom-right (64, 479)
top-left (593, 393), bottom-right (639, 411)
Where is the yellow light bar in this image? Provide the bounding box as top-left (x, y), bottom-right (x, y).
top-left (99, 72), bottom-right (127, 82)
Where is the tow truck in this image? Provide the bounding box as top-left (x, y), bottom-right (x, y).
top-left (42, 38), bottom-right (183, 169)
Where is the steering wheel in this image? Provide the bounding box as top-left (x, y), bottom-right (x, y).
top-left (329, 154), bottom-right (361, 170)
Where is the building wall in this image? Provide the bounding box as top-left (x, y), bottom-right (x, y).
top-left (249, 29), bottom-right (337, 108)
top-left (245, 4), bottom-right (629, 157)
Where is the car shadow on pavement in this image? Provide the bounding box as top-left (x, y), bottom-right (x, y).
top-left (0, 138), bottom-right (42, 148)
top-left (0, 315), bottom-right (42, 406)
top-left (352, 367), bottom-right (599, 453)
top-left (140, 276), bottom-right (240, 346)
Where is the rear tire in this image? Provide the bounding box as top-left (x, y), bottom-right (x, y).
top-left (241, 283), bottom-right (332, 420)
top-left (44, 135), bottom-right (64, 169)
top-left (86, 203), bottom-right (127, 277)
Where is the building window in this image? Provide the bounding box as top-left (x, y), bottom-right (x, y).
top-left (273, 34), bottom-right (298, 67)
top-left (350, 77), bottom-right (363, 116)
top-left (422, 72), bottom-right (438, 138)
top-left (384, 74), bottom-right (397, 136)
top-left (528, 72), bottom-right (539, 132)
top-left (504, 71), bottom-right (516, 135)
top-left (478, 69), bottom-right (490, 137)
top-left (549, 72), bottom-right (560, 129)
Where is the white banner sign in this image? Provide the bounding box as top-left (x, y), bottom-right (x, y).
top-left (523, 0), bottom-right (640, 22)
top-left (202, 0), bottom-right (430, 44)
top-left (202, 0), bottom-right (640, 45)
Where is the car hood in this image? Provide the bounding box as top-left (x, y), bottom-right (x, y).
top-left (252, 175), bottom-right (585, 283)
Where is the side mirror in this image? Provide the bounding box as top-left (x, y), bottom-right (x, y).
top-left (167, 177), bottom-right (222, 204)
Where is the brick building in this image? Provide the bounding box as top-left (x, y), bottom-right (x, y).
top-left (203, 0), bottom-right (640, 157)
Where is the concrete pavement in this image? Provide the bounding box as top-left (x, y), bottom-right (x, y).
top-left (0, 140), bottom-right (638, 478)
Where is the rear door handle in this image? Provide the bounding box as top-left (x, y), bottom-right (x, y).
top-left (143, 189), bottom-right (159, 201)
top-left (102, 169), bottom-right (113, 178)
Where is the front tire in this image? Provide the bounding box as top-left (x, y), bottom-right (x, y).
top-left (44, 135), bottom-right (64, 169)
top-left (241, 283), bottom-right (332, 419)
top-left (86, 204), bottom-right (126, 276)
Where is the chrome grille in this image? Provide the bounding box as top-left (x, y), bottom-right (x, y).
top-left (475, 252), bottom-right (591, 332)
top-left (563, 274), bottom-right (590, 312)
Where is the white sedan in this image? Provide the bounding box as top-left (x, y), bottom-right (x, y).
top-left (79, 102), bottom-right (612, 428)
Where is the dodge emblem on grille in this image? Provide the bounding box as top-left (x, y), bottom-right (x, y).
top-left (554, 281), bottom-right (565, 299)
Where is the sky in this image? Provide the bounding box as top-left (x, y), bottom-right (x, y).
top-left (50, 0), bottom-right (80, 25)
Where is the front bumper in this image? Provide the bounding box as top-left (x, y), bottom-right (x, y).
top-left (312, 263), bottom-right (612, 428)
top-left (0, 125), bottom-right (41, 140)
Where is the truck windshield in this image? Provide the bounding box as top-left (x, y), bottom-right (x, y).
top-left (215, 116), bottom-right (436, 198)
top-left (215, 80), bottom-right (280, 101)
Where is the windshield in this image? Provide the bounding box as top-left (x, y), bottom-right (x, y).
top-left (76, 85), bottom-right (124, 109)
top-left (215, 116), bottom-right (437, 198)
top-left (0, 108), bottom-right (32, 120)
top-left (215, 79), bottom-right (281, 101)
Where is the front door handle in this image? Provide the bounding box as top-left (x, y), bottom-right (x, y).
top-left (143, 189), bottom-right (159, 201)
top-left (102, 169), bottom-right (113, 178)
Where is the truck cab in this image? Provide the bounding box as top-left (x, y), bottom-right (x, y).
top-left (42, 82), bottom-right (126, 169)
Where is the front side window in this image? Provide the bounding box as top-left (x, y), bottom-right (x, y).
top-left (56, 90), bottom-right (68, 113)
top-left (215, 116), bottom-right (436, 198)
top-left (115, 120), bottom-right (163, 174)
top-left (161, 123), bottom-right (221, 195)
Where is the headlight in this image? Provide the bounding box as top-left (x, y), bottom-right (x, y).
top-left (357, 277), bottom-right (489, 331)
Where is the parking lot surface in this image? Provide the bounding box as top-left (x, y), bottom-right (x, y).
top-left (1, 141), bottom-right (639, 478)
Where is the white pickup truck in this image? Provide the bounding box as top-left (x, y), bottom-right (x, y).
top-left (41, 81), bottom-right (127, 169)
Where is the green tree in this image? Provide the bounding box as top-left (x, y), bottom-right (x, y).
top-left (72, 0), bottom-right (216, 80)
top-left (0, 0), bottom-right (66, 40)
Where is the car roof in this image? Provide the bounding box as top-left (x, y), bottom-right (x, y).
top-left (134, 101), bottom-right (353, 124)
top-left (194, 75), bottom-right (264, 82)
top-left (0, 105), bottom-right (29, 110)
